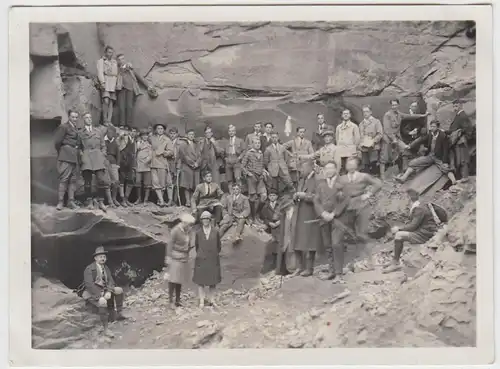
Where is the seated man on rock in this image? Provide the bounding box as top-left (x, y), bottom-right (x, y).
top-left (218, 183), bottom-right (251, 244)
top-left (82, 246), bottom-right (126, 338)
top-left (191, 171), bottom-right (224, 224)
top-left (395, 120), bottom-right (457, 185)
top-left (383, 188), bottom-right (445, 274)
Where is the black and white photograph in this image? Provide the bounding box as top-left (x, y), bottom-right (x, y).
top-left (8, 3), bottom-right (494, 367)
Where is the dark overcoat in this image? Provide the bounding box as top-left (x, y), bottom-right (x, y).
top-left (80, 127), bottom-right (107, 171)
top-left (83, 262), bottom-right (116, 300)
top-left (292, 173), bottom-right (323, 252)
top-left (177, 138), bottom-right (201, 190)
top-left (54, 122), bottom-right (80, 164)
top-left (193, 227), bottom-right (222, 287)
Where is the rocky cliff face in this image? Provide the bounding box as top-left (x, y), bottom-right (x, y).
top-left (30, 21), bottom-right (476, 203)
top-left (31, 21), bottom-right (475, 131)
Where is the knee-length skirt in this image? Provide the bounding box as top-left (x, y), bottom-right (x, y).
top-left (167, 259), bottom-right (190, 284)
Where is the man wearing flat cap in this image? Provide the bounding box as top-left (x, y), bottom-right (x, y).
top-left (82, 246), bottom-right (126, 338)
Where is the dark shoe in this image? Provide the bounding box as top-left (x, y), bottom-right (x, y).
top-left (115, 311), bottom-right (127, 321)
top-left (97, 200), bottom-right (107, 212)
top-left (56, 202), bottom-right (64, 211)
top-left (113, 199), bottom-right (121, 207)
top-left (67, 201), bottom-right (79, 210)
top-left (292, 268), bottom-right (304, 277)
top-left (332, 275), bottom-right (346, 284)
top-left (133, 198), bottom-right (142, 205)
top-left (175, 301), bottom-right (183, 307)
top-left (382, 263), bottom-right (402, 274)
top-left (300, 269), bottom-right (313, 277)
top-left (120, 201), bottom-right (128, 208)
top-left (126, 200), bottom-right (134, 207)
top-left (321, 272), bottom-right (336, 281)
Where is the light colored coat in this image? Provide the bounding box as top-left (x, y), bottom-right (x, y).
top-left (96, 57), bottom-right (118, 92)
top-left (283, 137), bottom-right (314, 171)
top-left (150, 134), bottom-right (174, 169)
top-left (335, 121), bottom-right (360, 158)
top-left (79, 126), bottom-right (107, 171)
top-left (359, 116), bottom-right (383, 151)
top-left (135, 139), bottom-right (152, 172)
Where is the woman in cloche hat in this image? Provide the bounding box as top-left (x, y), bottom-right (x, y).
top-left (165, 213), bottom-right (196, 308)
top-left (193, 211), bottom-right (222, 308)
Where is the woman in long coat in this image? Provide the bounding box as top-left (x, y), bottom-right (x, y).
top-left (165, 213), bottom-right (196, 308)
top-left (193, 211), bottom-right (222, 308)
top-left (291, 160), bottom-right (323, 277)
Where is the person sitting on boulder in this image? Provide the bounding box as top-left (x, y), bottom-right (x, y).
top-left (383, 188), bottom-right (445, 273)
top-left (82, 246), bottom-right (126, 338)
top-left (191, 171), bottom-right (224, 224)
top-left (218, 183), bottom-right (251, 244)
top-left (395, 120), bottom-right (457, 185)
top-left (134, 129), bottom-right (153, 204)
top-left (260, 189), bottom-right (281, 270)
top-left (193, 211), bottom-right (222, 308)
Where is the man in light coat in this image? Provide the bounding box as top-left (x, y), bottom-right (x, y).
top-left (263, 131), bottom-right (295, 195)
top-left (282, 126), bottom-right (315, 187)
top-left (335, 109), bottom-right (360, 174)
top-left (150, 123), bottom-right (174, 206)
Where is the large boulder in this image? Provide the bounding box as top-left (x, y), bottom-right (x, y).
top-left (30, 61), bottom-right (65, 120)
top-left (32, 276), bottom-right (99, 349)
top-left (29, 23), bottom-right (59, 58)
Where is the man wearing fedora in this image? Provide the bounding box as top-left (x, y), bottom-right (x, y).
top-left (83, 246), bottom-right (126, 338)
top-left (150, 122), bottom-right (175, 207)
top-left (358, 105), bottom-right (383, 174)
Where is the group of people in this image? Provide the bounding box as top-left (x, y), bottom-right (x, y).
top-left (75, 97), bottom-right (472, 337)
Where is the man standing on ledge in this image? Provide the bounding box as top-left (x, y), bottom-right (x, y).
top-left (96, 46), bottom-right (118, 125)
top-left (80, 112), bottom-right (113, 211)
top-left (54, 109), bottom-right (80, 210)
top-left (335, 109), bottom-right (360, 174)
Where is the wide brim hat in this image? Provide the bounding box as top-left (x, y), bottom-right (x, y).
top-left (179, 213), bottom-right (196, 224)
top-left (321, 129), bottom-right (335, 137)
top-left (153, 123), bottom-right (167, 130)
top-left (93, 246), bottom-right (108, 257)
top-left (200, 211), bottom-right (212, 220)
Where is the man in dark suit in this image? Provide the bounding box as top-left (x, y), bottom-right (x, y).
top-left (383, 189), bottom-right (442, 273)
top-left (54, 109), bottom-right (81, 210)
top-left (263, 131), bottom-right (295, 195)
top-left (311, 113), bottom-right (327, 151)
top-left (313, 162), bottom-right (350, 283)
top-left (83, 246), bottom-right (126, 338)
top-left (80, 112), bottom-right (113, 211)
top-left (446, 99), bottom-right (474, 181)
top-left (396, 120), bottom-right (457, 185)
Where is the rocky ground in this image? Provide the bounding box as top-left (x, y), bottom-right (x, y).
top-left (41, 179), bottom-right (477, 350)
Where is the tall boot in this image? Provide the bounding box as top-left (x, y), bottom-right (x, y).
top-left (97, 188), bottom-right (108, 212)
top-left (301, 251), bottom-right (315, 277)
top-left (125, 185), bottom-right (134, 206)
top-left (379, 163), bottom-right (386, 180)
top-left (255, 200), bottom-right (264, 223)
top-left (155, 189), bottom-right (165, 206)
top-left (133, 187), bottom-right (142, 205)
top-left (166, 187), bottom-right (174, 206)
top-left (184, 190), bottom-right (191, 207)
top-left (401, 156), bottom-right (409, 173)
top-left (67, 182), bottom-right (79, 209)
top-left (111, 185), bottom-right (120, 207)
top-left (119, 184), bottom-right (128, 207)
top-left (99, 307), bottom-right (114, 338)
top-left (249, 201), bottom-right (256, 222)
top-left (105, 188), bottom-right (115, 208)
top-left (84, 183), bottom-right (94, 210)
top-left (292, 251), bottom-right (304, 276)
top-left (143, 188), bottom-right (150, 204)
top-left (461, 163), bottom-right (469, 180)
top-left (56, 183), bottom-right (67, 210)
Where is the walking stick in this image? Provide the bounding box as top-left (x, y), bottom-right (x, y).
top-left (176, 170), bottom-right (181, 206)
